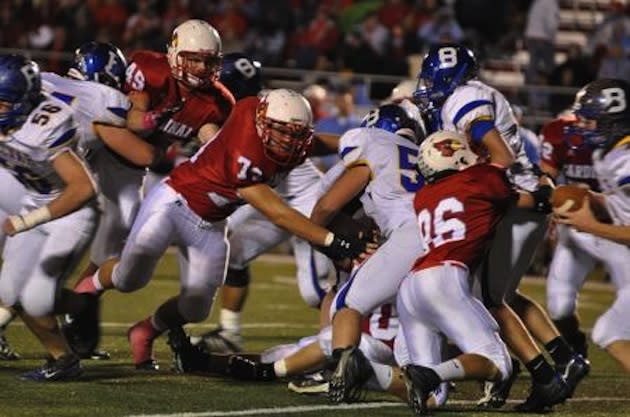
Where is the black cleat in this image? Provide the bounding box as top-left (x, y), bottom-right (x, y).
top-left (227, 355), bottom-right (276, 381)
top-left (477, 357), bottom-right (521, 408)
top-left (62, 294), bottom-right (101, 357)
top-left (135, 359), bottom-right (159, 371)
top-left (403, 365), bottom-right (442, 416)
top-left (560, 354), bottom-right (590, 398)
top-left (19, 354), bottom-right (82, 382)
top-left (167, 327), bottom-right (210, 373)
top-left (328, 347), bottom-right (374, 404)
top-left (515, 373), bottom-right (571, 413)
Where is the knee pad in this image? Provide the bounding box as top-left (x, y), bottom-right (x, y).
top-left (477, 340), bottom-right (512, 382)
top-left (224, 267), bottom-right (250, 288)
top-left (20, 291), bottom-right (54, 317)
top-left (546, 292), bottom-right (576, 321)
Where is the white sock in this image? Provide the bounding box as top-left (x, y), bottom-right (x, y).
top-left (273, 359), bottom-right (288, 377)
top-left (433, 359), bottom-right (465, 381)
top-left (220, 309), bottom-right (241, 333)
top-left (369, 362), bottom-right (394, 391)
top-left (0, 306), bottom-right (14, 329)
top-left (93, 270), bottom-right (104, 291)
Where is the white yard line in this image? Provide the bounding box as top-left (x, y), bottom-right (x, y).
top-left (126, 397), bottom-right (630, 417)
top-left (9, 321), bottom-right (319, 330)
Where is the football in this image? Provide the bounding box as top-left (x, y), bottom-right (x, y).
top-left (551, 185), bottom-right (589, 215)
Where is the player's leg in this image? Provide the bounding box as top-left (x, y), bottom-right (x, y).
top-left (195, 205), bottom-right (287, 352)
top-left (290, 235), bottom-right (330, 308)
top-left (546, 227), bottom-right (594, 358)
top-left (592, 288), bottom-right (630, 373)
top-left (479, 208), bottom-right (570, 410)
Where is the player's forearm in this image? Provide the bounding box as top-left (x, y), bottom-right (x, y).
top-left (96, 124), bottom-right (157, 166)
top-left (267, 205), bottom-right (330, 246)
top-left (581, 221), bottom-right (630, 246)
top-left (46, 179), bottom-right (96, 219)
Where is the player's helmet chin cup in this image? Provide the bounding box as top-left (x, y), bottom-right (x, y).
top-left (68, 41), bottom-right (127, 90)
top-left (414, 43), bottom-right (478, 111)
top-left (167, 19), bottom-right (223, 89)
top-left (418, 130), bottom-right (478, 181)
top-left (360, 102), bottom-right (427, 144)
top-left (0, 54), bottom-right (42, 133)
top-left (571, 78), bottom-right (630, 148)
top-left (255, 88), bottom-right (314, 166)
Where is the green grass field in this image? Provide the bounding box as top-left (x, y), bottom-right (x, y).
top-left (1, 253), bottom-right (628, 417)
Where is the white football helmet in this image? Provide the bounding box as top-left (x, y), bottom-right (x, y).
top-left (256, 88), bottom-right (314, 166)
top-left (388, 79), bottom-right (417, 102)
top-left (418, 130), bottom-right (479, 181)
top-left (167, 19), bottom-right (222, 89)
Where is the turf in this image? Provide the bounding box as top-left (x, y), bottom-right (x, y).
top-left (1, 254), bottom-right (628, 417)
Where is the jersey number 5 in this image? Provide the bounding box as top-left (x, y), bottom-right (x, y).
top-left (417, 197), bottom-right (465, 250)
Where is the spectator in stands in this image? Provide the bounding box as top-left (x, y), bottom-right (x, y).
top-left (292, 5), bottom-right (340, 69)
top-left (524, 0), bottom-right (559, 85)
top-left (587, 2), bottom-right (630, 82)
top-left (342, 12), bottom-right (389, 74)
top-left (243, 8), bottom-right (291, 67)
top-left (417, 6), bottom-right (465, 51)
top-left (548, 43), bottom-right (597, 114)
top-left (313, 83), bottom-right (362, 170)
top-left (303, 83), bottom-right (330, 122)
top-left (123, 0), bottom-right (163, 51)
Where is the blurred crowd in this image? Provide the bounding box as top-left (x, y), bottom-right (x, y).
top-left (0, 0), bottom-right (526, 76)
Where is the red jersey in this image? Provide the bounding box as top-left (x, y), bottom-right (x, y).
top-left (167, 97), bottom-right (294, 221)
top-left (125, 50), bottom-right (234, 145)
top-left (540, 118), bottom-right (599, 191)
top-left (412, 164), bottom-right (516, 272)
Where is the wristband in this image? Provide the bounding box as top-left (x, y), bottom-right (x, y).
top-left (324, 232), bottom-right (334, 246)
top-left (8, 206), bottom-right (52, 233)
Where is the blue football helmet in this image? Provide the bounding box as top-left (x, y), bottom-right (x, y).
top-left (0, 54), bottom-right (42, 133)
top-left (414, 44), bottom-right (478, 111)
top-left (68, 41), bottom-right (127, 90)
top-left (220, 52), bottom-right (263, 100)
top-left (360, 102), bottom-right (427, 144)
top-left (571, 78), bottom-right (630, 148)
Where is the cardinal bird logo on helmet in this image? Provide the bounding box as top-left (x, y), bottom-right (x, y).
top-left (433, 139), bottom-right (463, 157)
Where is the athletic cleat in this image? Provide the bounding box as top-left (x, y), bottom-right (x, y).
top-left (62, 294), bottom-right (101, 357)
top-left (18, 354), bottom-right (82, 382)
top-left (227, 355), bottom-right (276, 381)
top-left (560, 354), bottom-right (590, 398)
top-left (79, 349), bottom-right (111, 360)
top-left (402, 365), bottom-right (442, 416)
top-left (191, 326), bottom-right (243, 353)
top-left (477, 357), bottom-right (521, 408)
top-left (0, 334), bottom-right (20, 360)
top-left (514, 373), bottom-right (571, 413)
top-left (328, 347), bottom-right (374, 404)
top-left (288, 372), bottom-right (330, 395)
top-left (128, 318), bottom-right (159, 371)
top-left (167, 327), bottom-right (210, 373)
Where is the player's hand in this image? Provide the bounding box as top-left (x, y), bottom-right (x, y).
top-left (530, 184), bottom-right (553, 214)
top-left (554, 196), bottom-right (598, 233)
top-left (148, 99), bottom-right (186, 130)
top-left (319, 233), bottom-right (377, 261)
top-left (3, 217), bottom-right (17, 237)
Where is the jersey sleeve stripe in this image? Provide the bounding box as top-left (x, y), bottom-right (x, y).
top-left (48, 127), bottom-right (77, 149)
top-left (452, 99), bottom-right (493, 126)
top-left (51, 91), bottom-right (75, 105)
top-left (339, 146), bottom-right (357, 159)
top-left (617, 176), bottom-right (630, 187)
top-left (107, 106), bottom-right (129, 119)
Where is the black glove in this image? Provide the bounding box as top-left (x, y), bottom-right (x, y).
top-left (531, 184), bottom-right (553, 214)
top-left (318, 233), bottom-right (367, 261)
top-left (227, 355), bottom-right (276, 381)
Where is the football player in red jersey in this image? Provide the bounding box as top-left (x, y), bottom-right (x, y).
top-left (397, 130), bottom-right (570, 415)
top-left (68, 89), bottom-right (373, 370)
top-left (124, 19), bottom-right (235, 193)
